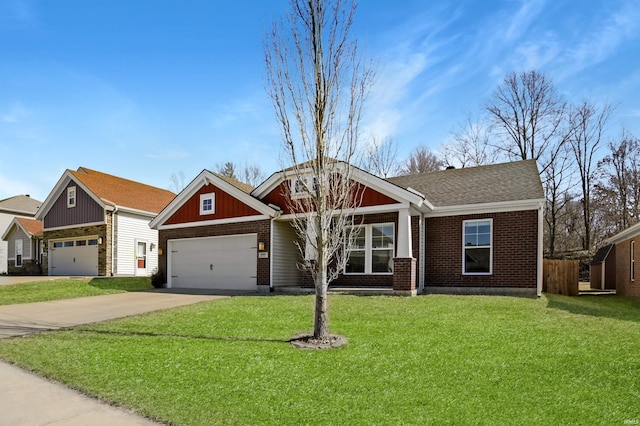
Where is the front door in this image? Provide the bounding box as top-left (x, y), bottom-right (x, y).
top-left (135, 241), bottom-right (147, 276)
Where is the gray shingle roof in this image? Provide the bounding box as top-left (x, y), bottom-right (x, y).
top-left (386, 160), bottom-right (543, 207)
top-left (0, 195), bottom-right (42, 216)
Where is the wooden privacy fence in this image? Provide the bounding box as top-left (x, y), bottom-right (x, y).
top-left (543, 260), bottom-right (579, 296)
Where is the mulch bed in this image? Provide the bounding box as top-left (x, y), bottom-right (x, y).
top-left (288, 333), bottom-right (348, 349)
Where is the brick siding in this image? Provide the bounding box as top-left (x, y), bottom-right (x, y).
top-left (615, 235), bottom-right (640, 297)
top-left (425, 210), bottom-right (539, 289)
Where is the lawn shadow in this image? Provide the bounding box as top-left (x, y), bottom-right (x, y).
top-left (87, 277), bottom-right (152, 292)
top-left (545, 294), bottom-right (640, 323)
top-left (75, 328), bottom-right (290, 345)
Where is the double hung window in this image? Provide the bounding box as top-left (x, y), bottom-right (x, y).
top-left (463, 219), bottom-right (492, 274)
top-left (345, 223), bottom-right (394, 274)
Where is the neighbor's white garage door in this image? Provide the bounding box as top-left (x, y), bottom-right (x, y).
top-left (49, 238), bottom-right (99, 276)
top-left (168, 234), bottom-right (257, 290)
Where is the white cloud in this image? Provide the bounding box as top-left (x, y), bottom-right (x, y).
top-left (557, 0), bottom-right (640, 80)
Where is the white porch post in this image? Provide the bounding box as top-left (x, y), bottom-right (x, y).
top-left (397, 208), bottom-right (412, 258)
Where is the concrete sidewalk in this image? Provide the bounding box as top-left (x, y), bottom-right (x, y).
top-left (0, 361), bottom-right (160, 425)
top-left (0, 290), bottom-right (227, 425)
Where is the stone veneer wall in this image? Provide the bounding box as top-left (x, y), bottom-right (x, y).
top-left (42, 223), bottom-right (109, 276)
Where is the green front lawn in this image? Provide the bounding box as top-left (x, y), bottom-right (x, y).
top-left (0, 294), bottom-right (639, 425)
top-left (0, 277), bottom-right (152, 305)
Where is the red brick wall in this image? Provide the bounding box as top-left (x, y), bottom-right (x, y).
top-left (159, 220), bottom-right (270, 287)
top-left (615, 236), bottom-right (640, 297)
top-left (425, 210), bottom-right (539, 289)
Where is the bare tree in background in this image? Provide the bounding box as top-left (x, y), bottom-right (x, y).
top-left (594, 129), bottom-right (640, 236)
top-left (542, 144), bottom-right (574, 257)
top-left (444, 113), bottom-right (498, 167)
top-left (215, 161), bottom-right (266, 187)
top-left (567, 100), bottom-right (614, 250)
top-left (362, 136), bottom-right (400, 177)
top-left (485, 70), bottom-right (567, 173)
top-left (400, 145), bottom-right (444, 175)
top-left (265, 0), bottom-right (374, 341)
top-left (169, 171), bottom-right (186, 193)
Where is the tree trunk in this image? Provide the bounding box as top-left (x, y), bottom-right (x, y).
top-left (313, 248), bottom-right (329, 340)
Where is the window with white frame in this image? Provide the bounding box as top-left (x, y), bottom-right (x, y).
top-left (15, 239), bottom-right (23, 268)
top-left (463, 219), bottom-right (492, 274)
top-left (67, 186), bottom-right (76, 208)
top-left (291, 176), bottom-right (317, 198)
top-left (200, 193), bottom-right (215, 215)
top-left (632, 240), bottom-right (636, 282)
top-left (345, 223), bottom-right (394, 274)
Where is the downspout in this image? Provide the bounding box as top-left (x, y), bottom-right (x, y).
top-left (537, 202), bottom-right (544, 297)
top-left (419, 213), bottom-right (425, 294)
top-left (111, 205), bottom-right (119, 276)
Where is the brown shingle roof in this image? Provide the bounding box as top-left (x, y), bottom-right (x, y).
top-left (386, 160), bottom-right (544, 207)
top-left (0, 195), bottom-right (42, 215)
top-left (70, 167), bottom-right (175, 214)
top-left (16, 217), bottom-right (43, 237)
top-left (213, 173), bottom-right (254, 194)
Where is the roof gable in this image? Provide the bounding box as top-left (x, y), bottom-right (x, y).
top-left (1, 217), bottom-right (43, 240)
top-left (252, 161), bottom-right (425, 211)
top-left (387, 160), bottom-right (544, 208)
top-left (37, 168), bottom-right (176, 220)
top-left (150, 170), bottom-right (277, 229)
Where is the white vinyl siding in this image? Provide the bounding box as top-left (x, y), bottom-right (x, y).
top-left (115, 212), bottom-right (159, 276)
top-left (271, 220), bottom-right (301, 287)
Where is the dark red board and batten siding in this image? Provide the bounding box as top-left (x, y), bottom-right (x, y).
top-left (44, 181), bottom-right (104, 229)
top-left (165, 183), bottom-right (262, 225)
top-left (261, 181), bottom-right (399, 215)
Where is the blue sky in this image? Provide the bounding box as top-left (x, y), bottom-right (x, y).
top-left (1, 0), bottom-right (639, 201)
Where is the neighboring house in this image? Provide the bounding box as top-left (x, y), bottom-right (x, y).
top-left (35, 167), bottom-right (175, 276)
top-left (590, 222), bottom-right (640, 296)
top-left (1, 217), bottom-right (43, 274)
top-left (150, 160), bottom-right (544, 296)
top-left (0, 195), bottom-right (43, 274)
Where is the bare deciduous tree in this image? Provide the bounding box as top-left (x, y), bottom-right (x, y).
top-left (265, 0), bottom-right (374, 341)
top-left (485, 70), bottom-right (567, 173)
top-left (362, 136), bottom-right (400, 177)
top-left (215, 161), bottom-right (266, 187)
top-left (444, 113), bottom-right (498, 168)
top-left (567, 100), bottom-right (614, 250)
top-left (594, 129), bottom-right (640, 236)
top-left (542, 144), bottom-right (574, 257)
top-left (169, 171), bottom-right (186, 193)
top-left (400, 145), bottom-right (444, 175)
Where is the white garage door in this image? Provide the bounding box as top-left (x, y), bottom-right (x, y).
top-left (49, 238), bottom-right (99, 276)
top-left (168, 234), bottom-right (257, 290)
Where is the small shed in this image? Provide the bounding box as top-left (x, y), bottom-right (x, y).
top-left (590, 244), bottom-right (615, 290)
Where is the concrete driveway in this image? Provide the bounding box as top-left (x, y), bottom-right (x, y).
top-left (0, 290), bottom-right (227, 425)
top-left (0, 290), bottom-right (226, 338)
top-left (0, 275), bottom-right (62, 286)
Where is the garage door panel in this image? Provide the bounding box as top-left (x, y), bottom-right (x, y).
top-left (169, 234), bottom-right (257, 291)
top-left (50, 240), bottom-right (98, 276)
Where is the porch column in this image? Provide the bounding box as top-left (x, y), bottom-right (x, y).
top-left (396, 208), bottom-right (412, 258)
top-left (393, 208), bottom-right (416, 295)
